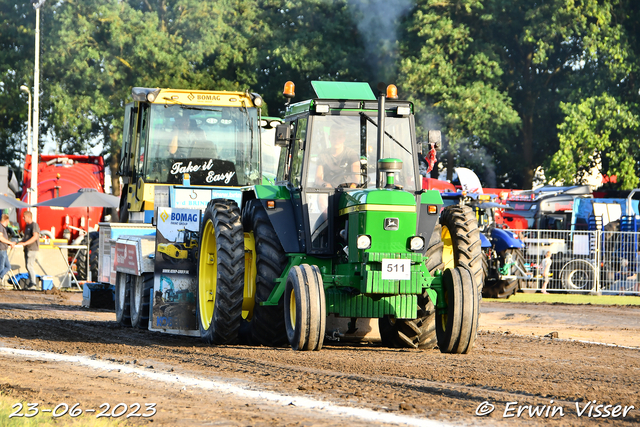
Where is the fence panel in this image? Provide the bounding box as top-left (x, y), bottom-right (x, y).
top-left (510, 229), bottom-right (602, 294)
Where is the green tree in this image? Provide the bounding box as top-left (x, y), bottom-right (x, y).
top-left (486, 0), bottom-right (626, 188)
top-left (42, 0), bottom-right (264, 194)
top-left (397, 0), bottom-right (520, 185)
top-left (256, 0), bottom-right (373, 115)
top-left (549, 95), bottom-right (640, 190)
top-left (0, 2), bottom-right (36, 174)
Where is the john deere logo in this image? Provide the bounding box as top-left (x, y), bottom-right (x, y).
top-left (160, 210), bottom-right (169, 222)
top-left (187, 93), bottom-right (195, 101)
top-left (384, 218), bottom-right (399, 230)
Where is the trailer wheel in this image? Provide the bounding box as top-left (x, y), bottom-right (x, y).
top-left (560, 259), bottom-right (595, 291)
top-left (115, 272), bottom-right (131, 326)
top-left (197, 199), bottom-right (245, 345)
top-left (130, 273), bottom-right (154, 329)
top-left (440, 205), bottom-right (483, 295)
top-left (379, 223), bottom-right (443, 349)
top-left (436, 266), bottom-right (479, 353)
top-left (483, 248), bottom-right (526, 298)
top-left (243, 200), bottom-right (288, 346)
top-left (284, 264), bottom-right (326, 351)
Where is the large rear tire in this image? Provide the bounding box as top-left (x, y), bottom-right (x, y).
top-left (130, 273), bottom-right (154, 329)
top-left (243, 200), bottom-right (288, 347)
top-left (284, 264), bottom-right (326, 351)
top-left (436, 267), bottom-right (479, 353)
top-left (379, 223), bottom-right (443, 349)
top-left (115, 272), bottom-right (131, 326)
top-left (197, 199), bottom-right (245, 345)
top-left (440, 205), bottom-right (484, 295)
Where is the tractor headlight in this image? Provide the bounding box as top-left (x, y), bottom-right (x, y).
top-left (409, 236), bottom-right (425, 251)
top-left (356, 234), bottom-right (371, 250)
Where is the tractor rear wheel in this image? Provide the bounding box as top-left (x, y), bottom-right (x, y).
top-left (115, 272), bottom-right (131, 326)
top-left (440, 205), bottom-right (484, 296)
top-left (436, 266), bottom-right (479, 353)
top-left (197, 199), bottom-right (245, 345)
top-left (284, 264), bottom-right (326, 351)
top-left (378, 223), bottom-right (443, 349)
top-left (243, 200), bottom-right (288, 347)
top-left (130, 273), bottom-right (154, 329)
top-left (482, 248), bottom-right (526, 298)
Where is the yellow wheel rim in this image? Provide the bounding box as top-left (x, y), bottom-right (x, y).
top-left (289, 288), bottom-right (296, 332)
top-left (198, 219), bottom-right (217, 330)
top-left (441, 225), bottom-right (455, 270)
top-left (242, 232), bottom-right (257, 321)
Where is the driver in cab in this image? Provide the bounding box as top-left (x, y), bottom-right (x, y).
top-left (315, 127), bottom-right (360, 188)
top-left (167, 113), bottom-right (213, 158)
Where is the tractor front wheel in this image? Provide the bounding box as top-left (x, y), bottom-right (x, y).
top-left (130, 273), bottom-right (154, 329)
top-left (284, 264), bottom-right (326, 351)
top-left (436, 267), bottom-right (479, 354)
top-left (197, 199), bottom-right (245, 345)
top-left (115, 272), bottom-right (131, 326)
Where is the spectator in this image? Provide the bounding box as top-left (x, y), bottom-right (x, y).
top-left (16, 211), bottom-right (40, 290)
top-left (611, 258), bottom-right (637, 294)
top-left (0, 214), bottom-right (15, 287)
top-left (539, 251), bottom-right (552, 294)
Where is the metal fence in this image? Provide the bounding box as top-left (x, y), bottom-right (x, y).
top-left (511, 229), bottom-right (640, 295)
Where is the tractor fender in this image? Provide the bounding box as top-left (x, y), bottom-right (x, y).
top-left (479, 232), bottom-right (491, 249)
top-left (491, 228), bottom-right (524, 252)
top-left (259, 199), bottom-right (302, 253)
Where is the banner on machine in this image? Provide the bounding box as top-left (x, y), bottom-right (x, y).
top-left (151, 207), bottom-right (201, 336)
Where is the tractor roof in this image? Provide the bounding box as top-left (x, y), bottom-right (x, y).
top-left (311, 81), bottom-right (376, 100)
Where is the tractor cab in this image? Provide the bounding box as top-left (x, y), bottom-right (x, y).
top-left (273, 81), bottom-right (428, 255)
top-left (117, 87), bottom-right (263, 223)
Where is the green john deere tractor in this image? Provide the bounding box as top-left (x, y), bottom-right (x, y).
top-left (196, 81), bottom-right (483, 353)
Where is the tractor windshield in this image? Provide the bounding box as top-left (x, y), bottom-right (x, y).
top-left (306, 114), bottom-right (417, 191)
top-left (144, 104), bottom-right (260, 186)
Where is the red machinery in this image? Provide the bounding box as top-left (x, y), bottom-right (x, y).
top-left (19, 154), bottom-right (106, 241)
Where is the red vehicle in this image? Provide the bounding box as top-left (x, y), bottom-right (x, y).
top-left (19, 154), bottom-right (106, 279)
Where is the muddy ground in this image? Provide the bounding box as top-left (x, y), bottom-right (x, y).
top-left (0, 289), bottom-right (639, 426)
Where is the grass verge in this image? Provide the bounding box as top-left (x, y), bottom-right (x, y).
top-left (485, 292), bottom-right (640, 306)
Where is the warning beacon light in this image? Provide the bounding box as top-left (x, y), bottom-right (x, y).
top-left (386, 84), bottom-right (398, 99)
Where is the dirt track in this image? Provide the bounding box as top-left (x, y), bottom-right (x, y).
top-left (1, 289), bottom-right (639, 426)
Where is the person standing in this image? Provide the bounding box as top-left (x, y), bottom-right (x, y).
top-left (16, 211), bottom-right (40, 290)
top-left (539, 251), bottom-right (552, 294)
top-left (0, 214), bottom-right (16, 286)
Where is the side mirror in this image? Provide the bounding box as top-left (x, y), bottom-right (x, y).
top-left (275, 124), bottom-right (291, 147)
top-left (428, 130), bottom-right (441, 151)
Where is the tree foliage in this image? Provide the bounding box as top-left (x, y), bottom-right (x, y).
top-left (549, 95), bottom-right (640, 190)
top-left (0, 0), bottom-right (639, 192)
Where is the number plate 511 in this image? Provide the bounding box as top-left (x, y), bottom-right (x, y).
top-left (381, 259), bottom-right (411, 281)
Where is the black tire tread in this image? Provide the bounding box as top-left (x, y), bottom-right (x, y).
top-left (198, 199), bottom-right (245, 345)
top-left (244, 200), bottom-right (288, 347)
top-left (440, 205), bottom-right (484, 294)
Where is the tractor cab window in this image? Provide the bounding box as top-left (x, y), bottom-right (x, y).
top-left (304, 114), bottom-right (417, 191)
top-left (144, 104), bottom-right (260, 186)
top-left (307, 115), bottom-right (361, 189)
top-left (364, 116), bottom-right (416, 192)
